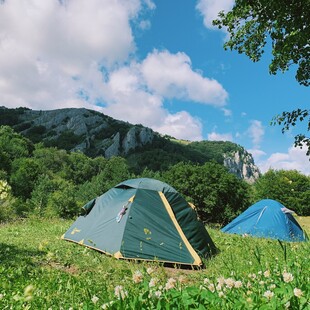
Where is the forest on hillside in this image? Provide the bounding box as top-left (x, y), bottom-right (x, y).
top-left (0, 125), bottom-right (309, 226)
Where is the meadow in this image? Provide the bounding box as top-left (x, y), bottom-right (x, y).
top-left (0, 217), bottom-right (309, 309)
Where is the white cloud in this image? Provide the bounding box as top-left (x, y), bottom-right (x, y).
top-left (222, 108), bottom-right (232, 116)
top-left (208, 131), bottom-right (233, 141)
top-left (0, 1), bottom-right (227, 141)
top-left (0, 0), bottom-right (141, 109)
top-left (196, 0), bottom-right (234, 29)
top-left (257, 144), bottom-right (310, 176)
top-left (247, 120), bottom-right (264, 148)
top-left (141, 50), bottom-right (228, 106)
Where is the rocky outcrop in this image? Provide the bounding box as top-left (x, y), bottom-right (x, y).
top-left (223, 150), bottom-right (261, 183)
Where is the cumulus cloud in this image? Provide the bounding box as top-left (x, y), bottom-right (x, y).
top-left (257, 144), bottom-right (310, 176)
top-left (196, 0), bottom-right (234, 29)
top-left (0, 1), bottom-right (228, 141)
top-left (247, 120), bottom-right (264, 148)
top-left (141, 50), bottom-right (228, 106)
top-left (208, 131), bottom-right (233, 142)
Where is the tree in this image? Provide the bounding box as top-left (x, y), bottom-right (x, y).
top-left (163, 162), bottom-right (251, 224)
top-left (213, 0), bottom-right (310, 86)
top-left (213, 1), bottom-right (310, 154)
top-left (271, 108), bottom-right (310, 157)
top-left (253, 169), bottom-right (310, 215)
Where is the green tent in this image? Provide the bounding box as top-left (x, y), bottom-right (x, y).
top-left (62, 178), bottom-right (216, 266)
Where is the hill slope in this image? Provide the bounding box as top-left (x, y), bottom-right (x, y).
top-left (0, 106), bottom-right (260, 182)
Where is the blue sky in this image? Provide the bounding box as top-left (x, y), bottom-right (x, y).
top-left (0, 0), bottom-right (309, 174)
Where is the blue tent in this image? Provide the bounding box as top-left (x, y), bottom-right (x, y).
top-left (222, 199), bottom-right (307, 242)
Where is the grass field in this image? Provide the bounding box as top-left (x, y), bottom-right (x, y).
top-left (0, 217), bottom-right (309, 309)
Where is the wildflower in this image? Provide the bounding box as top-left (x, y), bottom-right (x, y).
top-left (224, 278), bottom-right (234, 289)
top-left (208, 283), bottom-right (215, 293)
top-left (247, 290), bottom-right (252, 295)
top-left (216, 284), bottom-right (222, 291)
top-left (234, 281), bottom-right (242, 288)
top-left (149, 278), bottom-right (159, 288)
top-left (147, 267), bottom-right (154, 275)
top-left (114, 285), bottom-right (128, 300)
top-left (133, 270), bottom-right (143, 283)
top-left (203, 278), bottom-right (210, 284)
top-left (269, 284), bottom-right (276, 290)
top-left (154, 290), bottom-right (162, 298)
top-left (217, 276), bottom-right (225, 286)
top-left (246, 281), bottom-right (252, 288)
top-left (293, 288), bottom-right (303, 298)
top-left (165, 278), bottom-right (176, 290)
top-left (218, 291), bottom-right (225, 298)
top-left (102, 301), bottom-right (114, 309)
top-left (92, 296), bottom-right (99, 304)
top-left (258, 271), bottom-right (262, 275)
top-left (248, 273), bottom-right (256, 280)
top-left (264, 270), bottom-right (270, 278)
top-left (263, 290), bottom-right (274, 300)
top-left (282, 272), bottom-right (294, 283)
top-left (259, 281), bottom-right (265, 286)
top-left (178, 275), bottom-right (186, 284)
top-left (246, 297), bottom-right (252, 303)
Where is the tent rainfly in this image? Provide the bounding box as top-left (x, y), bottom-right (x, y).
top-left (221, 199), bottom-right (307, 242)
top-left (62, 178), bottom-right (216, 266)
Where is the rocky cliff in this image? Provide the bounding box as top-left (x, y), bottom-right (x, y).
top-left (0, 106), bottom-right (261, 182)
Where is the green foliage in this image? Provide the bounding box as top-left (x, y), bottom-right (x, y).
top-left (0, 126), bottom-right (34, 174)
top-left (163, 162), bottom-right (251, 224)
top-left (254, 169), bottom-right (310, 216)
top-left (213, 0), bottom-right (310, 86)
top-left (9, 158), bottom-right (42, 200)
top-left (271, 109), bottom-right (310, 157)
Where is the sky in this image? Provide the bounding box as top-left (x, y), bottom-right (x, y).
top-left (0, 0), bottom-right (309, 175)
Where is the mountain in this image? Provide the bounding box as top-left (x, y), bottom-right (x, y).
top-left (0, 106), bottom-right (260, 182)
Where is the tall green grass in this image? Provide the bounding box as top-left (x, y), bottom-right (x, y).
top-left (0, 218), bottom-right (309, 309)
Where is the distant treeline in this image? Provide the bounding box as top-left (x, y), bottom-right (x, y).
top-left (0, 125), bottom-right (309, 225)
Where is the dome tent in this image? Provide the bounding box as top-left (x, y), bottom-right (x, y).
top-left (222, 199), bottom-right (307, 242)
top-left (62, 178), bottom-right (216, 266)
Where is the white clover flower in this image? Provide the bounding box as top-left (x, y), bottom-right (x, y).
top-left (91, 296), bottom-right (99, 304)
top-left (246, 281), bottom-right (252, 288)
top-left (154, 290), bottom-right (162, 298)
top-left (248, 273), bottom-right (256, 280)
top-left (216, 284), bottom-right (222, 291)
top-left (147, 267), bottom-right (154, 275)
top-left (114, 285), bottom-right (128, 300)
top-left (264, 270), bottom-right (270, 278)
top-left (246, 297), bottom-right (252, 303)
top-left (258, 271), bottom-right (262, 275)
top-left (263, 290), bottom-right (274, 300)
top-left (293, 288), bottom-right (303, 298)
top-left (203, 278), bottom-right (210, 284)
top-left (283, 272), bottom-right (294, 283)
top-left (234, 281), bottom-right (242, 288)
top-left (149, 278), bottom-right (159, 288)
top-left (218, 291), bottom-right (225, 298)
top-left (133, 270), bottom-right (143, 283)
top-left (224, 278), bottom-right (234, 289)
top-left (178, 275), bottom-right (186, 284)
top-left (165, 278), bottom-right (176, 290)
top-left (259, 281), bottom-right (265, 286)
top-left (102, 301), bottom-right (114, 309)
top-left (208, 283), bottom-right (215, 293)
top-left (217, 276), bottom-right (225, 286)
top-left (269, 284), bottom-right (276, 290)
top-left (247, 290), bottom-right (252, 295)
